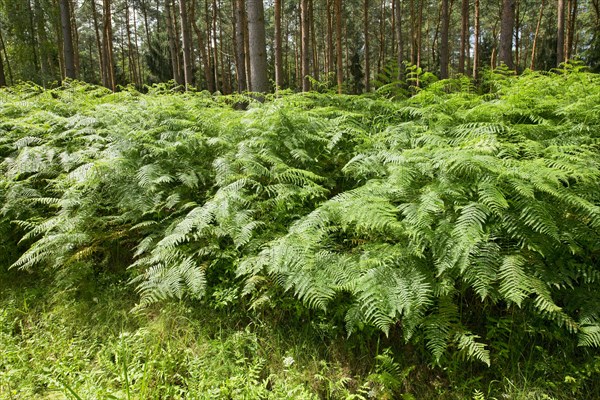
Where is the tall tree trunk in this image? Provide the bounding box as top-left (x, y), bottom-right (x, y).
top-left (458, 0), bottom-right (469, 73)
top-left (557, 0), bottom-right (566, 65)
top-left (91, 0), bottom-right (104, 84)
top-left (472, 0), bottom-right (480, 78)
top-left (243, 1), bottom-right (252, 90)
top-left (395, 0), bottom-right (404, 80)
top-left (234, 0), bottom-right (248, 92)
top-left (515, 0), bottom-right (520, 71)
top-left (60, 0), bottom-right (76, 78)
top-left (326, 0), bottom-right (334, 76)
top-left (310, 0), bottom-right (318, 81)
top-left (125, 0), bottom-right (140, 86)
top-left (274, 0), bottom-right (283, 89)
top-left (364, 0), bottom-right (370, 90)
top-left (179, 0), bottom-right (194, 89)
top-left (440, 0), bottom-right (450, 78)
top-left (246, 0), bottom-right (269, 92)
top-left (191, 0), bottom-right (214, 91)
top-left (27, 0), bottom-right (40, 76)
top-left (102, 0), bottom-right (115, 90)
top-left (566, 0), bottom-right (577, 58)
top-left (301, 0), bottom-right (311, 91)
top-left (165, 0), bottom-right (181, 84)
top-left (417, 0), bottom-right (423, 67)
top-left (335, 0), bottom-right (343, 93)
top-left (212, 0), bottom-right (220, 91)
top-left (70, 0), bottom-right (80, 76)
top-left (0, 28), bottom-right (11, 85)
top-left (34, 0), bottom-right (50, 83)
top-left (530, 0), bottom-right (545, 69)
top-left (0, 48), bottom-right (5, 87)
top-left (499, 0), bottom-right (515, 69)
top-left (378, 0), bottom-right (385, 75)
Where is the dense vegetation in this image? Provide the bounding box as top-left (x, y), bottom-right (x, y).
top-left (1, 68), bottom-right (600, 398)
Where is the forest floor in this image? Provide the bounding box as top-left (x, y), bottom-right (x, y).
top-left (1, 269), bottom-right (598, 399)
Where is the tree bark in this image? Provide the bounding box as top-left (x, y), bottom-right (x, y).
top-left (557, 0), bottom-right (566, 65)
top-left (165, 0), bottom-right (182, 84)
top-left (472, 0), bottom-right (480, 78)
top-left (179, 0), bottom-right (193, 89)
top-left (247, 0), bottom-right (269, 92)
top-left (499, 0), bottom-right (515, 69)
top-left (395, 0), bottom-right (404, 80)
top-left (191, 0), bottom-right (214, 91)
top-left (60, 0), bottom-right (76, 78)
top-left (335, 0), bottom-right (343, 93)
top-left (102, 0), bottom-right (115, 90)
top-left (234, 0), bottom-right (248, 92)
top-left (458, 0), bottom-right (469, 74)
top-left (310, 0), bottom-right (318, 81)
top-left (274, 0), bottom-right (283, 90)
top-left (530, 0), bottom-right (545, 69)
top-left (440, 0), bottom-right (450, 78)
top-left (566, 0), bottom-right (577, 59)
top-left (301, 0), bottom-right (311, 91)
top-left (91, 0), bottom-right (104, 84)
top-left (0, 47), bottom-right (5, 87)
top-left (365, 0), bottom-right (370, 90)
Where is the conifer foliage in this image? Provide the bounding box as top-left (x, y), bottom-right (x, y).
top-left (1, 69), bottom-right (600, 364)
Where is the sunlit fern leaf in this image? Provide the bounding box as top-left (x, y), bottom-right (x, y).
top-left (454, 331), bottom-right (490, 367)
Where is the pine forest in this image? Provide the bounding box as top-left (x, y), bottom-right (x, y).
top-left (1, 0), bottom-right (600, 399)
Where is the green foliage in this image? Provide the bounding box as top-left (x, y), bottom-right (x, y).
top-left (1, 69), bottom-right (600, 378)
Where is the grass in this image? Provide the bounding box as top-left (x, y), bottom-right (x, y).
top-left (2, 268), bottom-right (600, 399)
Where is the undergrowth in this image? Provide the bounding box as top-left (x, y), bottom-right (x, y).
top-left (1, 68), bottom-right (600, 398)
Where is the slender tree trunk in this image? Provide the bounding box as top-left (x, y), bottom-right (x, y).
top-left (335, 0), bottom-right (343, 93)
top-left (274, 0), bottom-right (283, 90)
top-left (34, 0), bottom-right (50, 83)
top-left (301, 0), bottom-right (311, 91)
top-left (141, 0), bottom-right (151, 45)
top-left (27, 0), bottom-right (40, 75)
top-left (326, 0), bottom-right (334, 76)
top-left (530, 0), bottom-right (544, 69)
top-left (165, 0), bottom-right (181, 84)
top-left (472, 0), bottom-right (480, 78)
top-left (60, 0), bottom-right (76, 78)
top-left (440, 0), bottom-right (450, 78)
top-left (212, 0), bottom-right (220, 91)
top-left (365, 0), bottom-right (370, 90)
top-left (395, 0), bottom-right (404, 80)
top-left (91, 0), bottom-right (104, 84)
top-left (132, 7), bottom-right (144, 86)
top-left (0, 48), bottom-right (5, 87)
top-left (247, 0), bottom-right (269, 92)
top-left (378, 0), bottom-right (385, 75)
top-left (102, 0), bottom-right (115, 90)
top-left (499, 0), bottom-right (515, 69)
top-left (515, 0), bottom-right (520, 71)
top-left (557, 0), bottom-right (566, 65)
top-left (192, 0), bottom-right (214, 91)
top-left (70, 0), bottom-right (80, 76)
top-left (234, 0), bottom-right (248, 92)
top-left (0, 27), bottom-right (12, 84)
top-left (219, 2), bottom-right (229, 93)
top-left (566, 0), bottom-right (577, 58)
top-left (125, 0), bottom-right (139, 86)
top-left (310, 0), bottom-right (318, 81)
top-left (179, 0), bottom-right (193, 89)
top-left (417, 0), bottom-right (423, 67)
top-left (0, 27), bottom-right (11, 85)
top-left (458, 0), bottom-right (469, 73)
